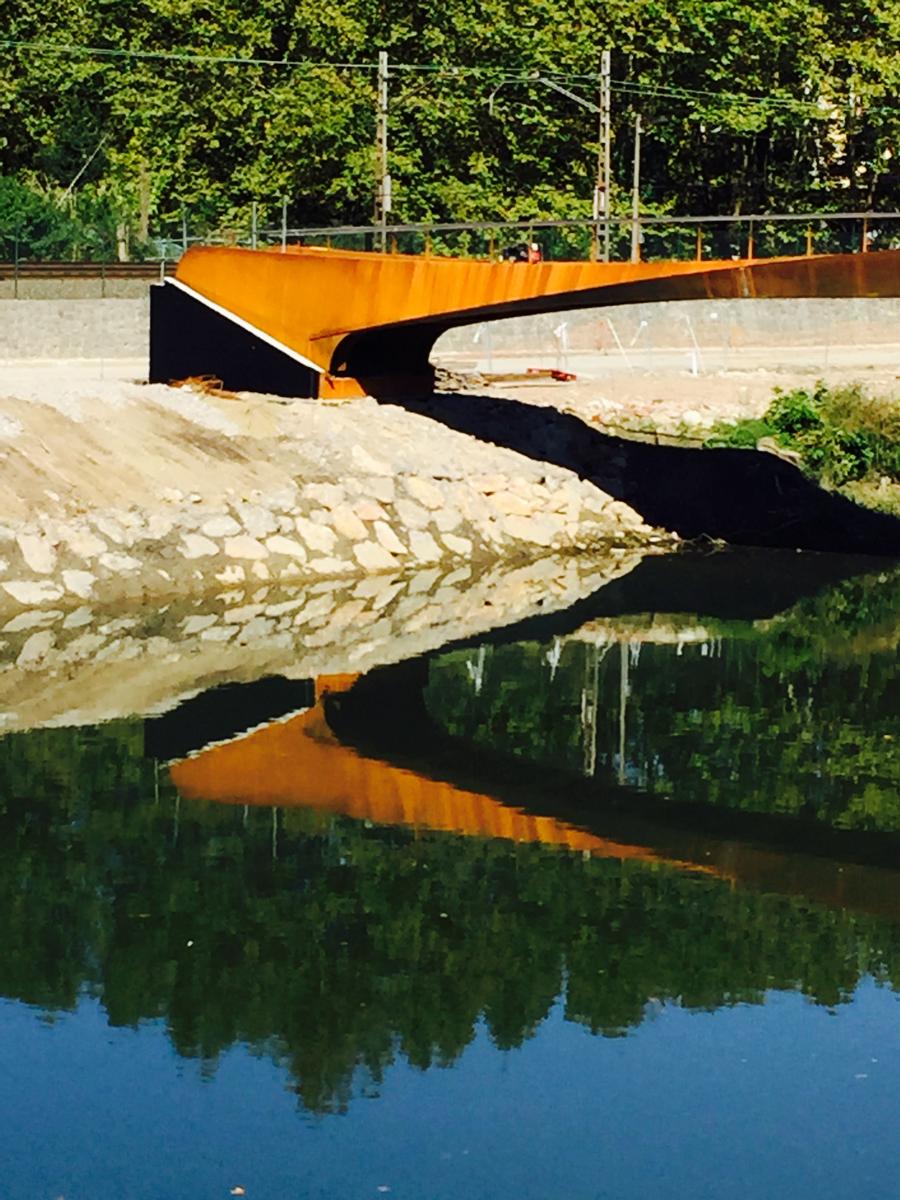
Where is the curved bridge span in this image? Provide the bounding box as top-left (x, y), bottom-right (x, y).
top-left (150, 245), bottom-right (900, 398)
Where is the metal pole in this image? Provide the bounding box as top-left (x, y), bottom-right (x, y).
top-left (601, 50), bottom-right (611, 262)
top-left (375, 50), bottom-right (390, 252)
top-left (181, 208), bottom-right (188, 254)
top-left (594, 49), bottom-right (611, 262)
top-left (251, 200), bottom-right (258, 249)
top-left (281, 197), bottom-right (288, 250)
top-left (630, 114), bottom-right (642, 263)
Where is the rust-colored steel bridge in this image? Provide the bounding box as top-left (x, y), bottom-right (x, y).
top-left (149, 244), bottom-right (900, 400)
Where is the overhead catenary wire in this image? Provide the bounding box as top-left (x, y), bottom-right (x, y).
top-left (0, 38), bottom-right (896, 117)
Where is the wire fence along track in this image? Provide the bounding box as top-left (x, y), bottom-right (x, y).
top-left (1, 212), bottom-right (898, 276)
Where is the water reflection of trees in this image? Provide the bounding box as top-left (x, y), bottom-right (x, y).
top-left (2, 720), bottom-right (900, 1115)
top-left (425, 570), bottom-right (900, 828)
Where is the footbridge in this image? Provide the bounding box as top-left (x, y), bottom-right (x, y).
top-left (149, 244), bottom-right (900, 400)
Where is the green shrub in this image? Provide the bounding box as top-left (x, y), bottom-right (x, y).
top-left (704, 382), bottom-right (899, 492)
top-left (768, 386), bottom-right (825, 437)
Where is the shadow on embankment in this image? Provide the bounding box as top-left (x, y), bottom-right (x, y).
top-left (386, 391), bottom-right (900, 555)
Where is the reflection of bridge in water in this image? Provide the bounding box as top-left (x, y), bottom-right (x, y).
top-left (163, 666), bottom-right (900, 926)
top-left (150, 244), bottom-right (900, 400)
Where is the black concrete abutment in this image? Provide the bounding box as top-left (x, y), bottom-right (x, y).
top-left (149, 281), bottom-right (321, 398)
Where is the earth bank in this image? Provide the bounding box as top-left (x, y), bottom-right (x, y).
top-left (0, 363), bottom-right (672, 620)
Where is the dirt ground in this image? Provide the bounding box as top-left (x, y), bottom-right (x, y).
top-left (444, 348), bottom-right (900, 440)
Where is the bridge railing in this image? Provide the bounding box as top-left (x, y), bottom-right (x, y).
top-left (1, 211), bottom-right (898, 278)
top-left (262, 211), bottom-right (900, 262)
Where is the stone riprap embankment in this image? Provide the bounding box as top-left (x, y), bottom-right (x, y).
top-left (0, 365), bottom-right (674, 615)
top-left (0, 549), bottom-right (644, 733)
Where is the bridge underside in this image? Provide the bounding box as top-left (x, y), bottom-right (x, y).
top-left (149, 246), bottom-right (900, 399)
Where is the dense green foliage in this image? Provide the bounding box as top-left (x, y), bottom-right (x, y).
top-left (705, 383), bottom-right (900, 508)
top-left (0, 567), bottom-right (898, 1113)
top-left (0, 0), bottom-right (897, 256)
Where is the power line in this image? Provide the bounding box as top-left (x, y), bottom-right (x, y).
top-left (0, 38), bottom-right (896, 118)
top-left (0, 39), bottom-right (379, 71)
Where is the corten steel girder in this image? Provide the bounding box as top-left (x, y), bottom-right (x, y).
top-left (162, 245), bottom-right (900, 399)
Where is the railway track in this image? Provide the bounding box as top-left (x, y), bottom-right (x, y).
top-left (0, 261), bottom-right (177, 280)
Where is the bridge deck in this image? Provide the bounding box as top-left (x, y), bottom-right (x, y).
top-left (154, 245), bottom-right (900, 398)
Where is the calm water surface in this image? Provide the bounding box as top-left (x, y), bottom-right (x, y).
top-left (1, 555), bottom-right (898, 1199)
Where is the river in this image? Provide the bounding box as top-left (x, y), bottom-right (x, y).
top-left (1, 550), bottom-right (898, 1199)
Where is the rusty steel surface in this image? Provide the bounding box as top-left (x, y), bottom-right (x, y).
top-left (174, 245), bottom-right (900, 389)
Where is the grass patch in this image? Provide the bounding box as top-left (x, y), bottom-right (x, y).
top-left (705, 383), bottom-right (900, 513)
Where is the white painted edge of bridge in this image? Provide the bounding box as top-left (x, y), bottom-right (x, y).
top-left (166, 277), bottom-right (325, 375)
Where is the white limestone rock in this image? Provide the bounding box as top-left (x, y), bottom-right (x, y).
top-left (62, 569), bottom-right (97, 599)
top-left (224, 535), bottom-right (268, 560)
top-left (442, 534), bottom-right (473, 557)
top-left (181, 534), bottom-right (218, 559)
top-left (408, 530), bottom-right (442, 563)
top-left (303, 482), bottom-right (346, 510)
top-left (331, 507), bottom-right (369, 541)
top-left (17, 630), bottom-right (54, 667)
top-left (235, 504), bottom-right (278, 539)
top-left (404, 477), bottom-right (444, 510)
top-left (354, 541), bottom-right (400, 572)
top-left (265, 535), bottom-right (308, 560)
top-left (294, 517), bottom-right (338, 554)
top-left (99, 552), bottom-right (142, 573)
top-left (3, 610), bottom-right (62, 633)
top-left (2, 580), bottom-right (64, 605)
top-left (182, 614), bottom-right (218, 635)
top-left (17, 533), bottom-right (56, 575)
top-left (201, 515), bottom-right (242, 538)
top-left (59, 524), bottom-right (108, 559)
top-left (373, 521), bottom-right (407, 555)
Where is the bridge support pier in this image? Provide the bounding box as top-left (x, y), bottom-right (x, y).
top-left (149, 281), bottom-right (321, 399)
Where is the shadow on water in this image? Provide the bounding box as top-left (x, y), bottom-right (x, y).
top-left (385, 390), bottom-right (900, 555)
top-left (443, 545), bottom-right (892, 652)
top-left (144, 675), bottom-right (315, 762)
